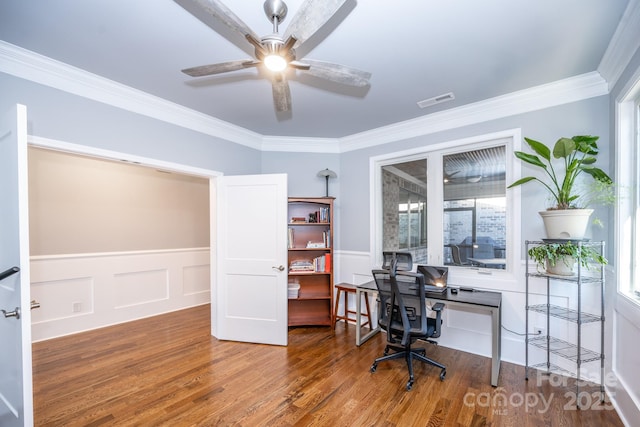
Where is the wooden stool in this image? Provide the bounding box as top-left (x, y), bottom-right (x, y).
top-left (334, 282), bottom-right (372, 328)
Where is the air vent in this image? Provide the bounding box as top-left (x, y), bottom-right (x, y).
top-left (417, 92), bottom-right (455, 109)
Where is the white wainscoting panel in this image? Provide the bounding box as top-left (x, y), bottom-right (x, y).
top-left (610, 292), bottom-right (640, 426)
top-left (114, 269), bottom-right (169, 309)
top-left (31, 277), bottom-right (94, 321)
top-left (333, 250), bottom-right (375, 326)
top-left (30, 248), bottom-right (210, 341)
top-left (183, 264), bottom-right (211, 295)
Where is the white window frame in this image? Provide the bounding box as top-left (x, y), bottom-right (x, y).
top-left (616, 68), bottom-right (640, 305)
top-left (370, 129), bottom-right (522, 286)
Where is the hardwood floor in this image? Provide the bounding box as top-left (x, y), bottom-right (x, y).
top-left (33, 305), bottom-right (624, 426)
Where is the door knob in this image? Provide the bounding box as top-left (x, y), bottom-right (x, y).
top-left (272, 265), bottom-right (286, 271)
top-left (31, 300), bottom-right (41, 310)
top-left (2, 307), bottom-right (20, 319)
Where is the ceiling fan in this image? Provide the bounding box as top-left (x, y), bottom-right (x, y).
top-left (178, 0), bottom-right (371, 113)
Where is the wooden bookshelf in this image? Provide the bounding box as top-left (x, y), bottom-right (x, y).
top-left (287, 197), bottom-right (334, 327)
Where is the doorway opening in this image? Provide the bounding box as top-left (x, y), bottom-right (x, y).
top-left (28, 136), bottom-right (219, 341)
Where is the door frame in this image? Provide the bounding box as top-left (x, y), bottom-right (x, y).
top-left (29, 136), bottom-right (222, 180)
top-left (27, 136), bottom-right (224, 363)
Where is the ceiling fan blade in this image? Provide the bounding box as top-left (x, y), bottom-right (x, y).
top-left (282, 0), bottom-right (348, 48)
top-left (182, 60), bottom-right (258, 77)
top-left (272, 74), bottom-right (291, 112)
top-left (299, 59), bottom-right (371, 87)
top-left (189, 0), bottom-right (261, 42)
top-left (289, 60), bottom-right (311, 70)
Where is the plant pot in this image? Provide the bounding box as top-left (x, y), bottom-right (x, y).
top-left (545, 256), bottom-right (576, 276)
top-left (538, 209), bottom-right (593, 239)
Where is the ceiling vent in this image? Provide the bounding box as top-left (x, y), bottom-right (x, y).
top-left (417, 92), bottom-right (455, 109)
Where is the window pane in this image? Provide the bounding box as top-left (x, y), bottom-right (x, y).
top-left (382, 160), bottom-right (428, 263)
top-left (443, 146), bottom-right (507, 269)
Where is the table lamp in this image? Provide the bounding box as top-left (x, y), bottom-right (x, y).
top-left (317, 168), bottom-right (337, 197)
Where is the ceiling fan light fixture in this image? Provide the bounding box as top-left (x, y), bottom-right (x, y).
top-left (178, 0), bottom-right (371, 113)
top-left (264, 54), bottom-right (288, 72)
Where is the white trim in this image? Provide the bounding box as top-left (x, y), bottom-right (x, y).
top-left (261, 135), bottom-right (340, 153)
top-left (1, 41), bottom-right (609, 155)
top-left (369, 128), bottom-right (522, 283)
top-left (28, 135), bottom-right (222, 178)
top-left (30, 248), bottom-right (211, 341)
top-left (0, 41), bottom-right (263, 150)
top-left (341, 73), bottom-right (607, 153)
top-left (598, 0), bottom-right (640, 91)
top-left (614, 62), bottom-right (640, 301)
top-left (30, 247), bottom-right (210, 261)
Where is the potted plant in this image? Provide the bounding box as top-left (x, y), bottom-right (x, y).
top-left (528, 241), bottom-right (607, 276)
top-left (508, 135), bottom-right (613, 239)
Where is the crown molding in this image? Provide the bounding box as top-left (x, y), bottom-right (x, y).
top-left (0, 41), bottom-right (263, 150)
top-left (598, 0), bottom-right (640, 91)
top-left (338, 71), bottom-right (608, 153)
top-left (0, 41), bottom-right (610, 155)
top-left (261, 135), bottom-right (340, 153)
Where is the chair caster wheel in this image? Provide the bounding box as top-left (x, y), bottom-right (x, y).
top-left (440, 369), bottom-right (446, 381)
top-left (406, 380), bottom-right (413, 391)
top-left (370, 363), bottom-right (377, 373)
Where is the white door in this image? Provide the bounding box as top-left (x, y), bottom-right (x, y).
top-left (0, 104), bottom-right (33, 426)
top-left (212, 174), bottom-right (288, 345)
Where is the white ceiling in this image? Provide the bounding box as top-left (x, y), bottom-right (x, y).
top-left (0, 0), bottom-right (632, 139)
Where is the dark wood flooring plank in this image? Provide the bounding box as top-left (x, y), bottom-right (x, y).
top-left (32, 305), bottom-right (625, 426)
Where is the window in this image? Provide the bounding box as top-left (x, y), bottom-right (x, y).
top-left (443, 147), bottom-right (506, 268)
top-left (382, 161), bottom-right (428, 262)
top-left (375, 131), bottom-right (518, 274)
top-left (617, 74), bottom-right (640, 303)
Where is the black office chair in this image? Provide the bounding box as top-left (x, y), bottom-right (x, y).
top-left (450, 244), bottom-right (470, 266)
top-left (370, 264), bottom-right (446, 390)
top-left (381, 251), bottom-right (413, 271)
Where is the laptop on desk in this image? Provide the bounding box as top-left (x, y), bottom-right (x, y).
top-left (417, 265), bottom-right (448, 293)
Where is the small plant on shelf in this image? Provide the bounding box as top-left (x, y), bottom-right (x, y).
top-left (528, 241), bottom-right (607, 275)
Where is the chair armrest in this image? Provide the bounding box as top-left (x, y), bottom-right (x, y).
top-left (430, 303), bottom-right (445, 338)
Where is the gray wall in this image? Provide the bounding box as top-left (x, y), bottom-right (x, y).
top-left (2, 73), bottom-right (612, 259)
top-left (0, 74), bottom-right (262, 175)
top-left (261, 151), bottom-right (339, 198)
top-left (262, 151), bottom-right (341, 248)
top-left (337, 97), bottom-right (611, 256)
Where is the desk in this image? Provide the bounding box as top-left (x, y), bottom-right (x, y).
top-left (355, 281), bottom-right (502, 386)
top-left (467, 257), bottom-right (506, 269)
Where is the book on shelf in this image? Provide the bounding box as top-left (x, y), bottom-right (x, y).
top-left (318, 207), bottom-right (330, 223)
top-left (289, 259), bottom-right (314, 272)
top-left (311, 253), bottom-right (331, 273)
top-left (323, 231), bottom-right (330, 248)
top-left (290, 217), bottom-right (307, 223)
top-left (306, 241), bottom-right (326, 248)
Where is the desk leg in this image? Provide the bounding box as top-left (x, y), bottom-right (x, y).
top-left (491, 304), bottom-right (502, 386)
top-left (355, 288), bottom-right (379, 346)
